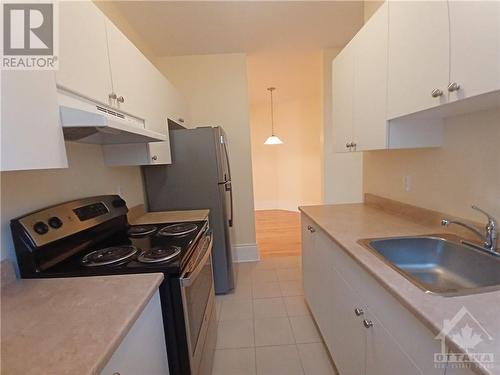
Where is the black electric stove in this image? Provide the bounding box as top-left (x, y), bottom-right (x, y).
top-left (10, 195), bottom-right (216, 375)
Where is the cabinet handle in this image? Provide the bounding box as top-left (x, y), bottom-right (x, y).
top-left (108, 92), bottom-right (117, 100)
top-left (431, 88), bottom-right (443, 98)
top-left (307, 226), bottom-right (316, 233)
top-left (151, 155), bottom-right (158, 161)
top-left (346, 142), bottom-right (351, 150)
top-left (363, 319), bottom-right (374, 328)
top-left (447, 82), bottom-right (461, 92)
top-left (350, 142), bottom-right (357, 150)
top-left (178, 118), bottom-right (185, 123)
top-left (117, 96), bottom-right (125, 103)
top-left (354, 308), bottom-right (364, 316)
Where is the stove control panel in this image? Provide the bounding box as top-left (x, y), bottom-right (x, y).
top-left (14, 195), bottom-right (128, 248)
top-left (73, 202), bottom-right (109, 221)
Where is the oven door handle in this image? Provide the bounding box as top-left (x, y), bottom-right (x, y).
top-left (180, 235), bottom-right (213, 287)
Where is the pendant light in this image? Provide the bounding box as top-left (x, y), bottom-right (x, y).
top-left (264, 87), bottom-right (283, 145)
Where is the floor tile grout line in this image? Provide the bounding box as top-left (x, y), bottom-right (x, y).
top-left (251, 270), bottom-right (258, 375)
top-left (286, 297), bottom-right (307, 375)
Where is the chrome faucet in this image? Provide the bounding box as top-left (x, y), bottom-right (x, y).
top-left (441, 205), bottom-right (498, 254)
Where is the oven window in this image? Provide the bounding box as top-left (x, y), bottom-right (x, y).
top-left (184, 254), bottom-right (213, 355)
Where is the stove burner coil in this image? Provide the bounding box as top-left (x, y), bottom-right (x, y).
top-left (128, 225), bottom-right (157, 237)
top-left (158, 223), bottom-right (198, 237)
top-left (137, 246), bottom-right (182, 263)
top-left (81, 246), bottom-right (138, 267)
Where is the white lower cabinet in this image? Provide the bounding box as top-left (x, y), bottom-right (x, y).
top-left (301, 215), bottom-right (444, 375)
top-left (100, 291), bottom-right (169, 375)
top-left (327, 267), bottom-right (366, 375)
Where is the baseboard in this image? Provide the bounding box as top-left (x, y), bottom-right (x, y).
top-left (232, 243), bottom-right (260, 263)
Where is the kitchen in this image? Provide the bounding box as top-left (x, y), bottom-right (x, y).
top-left (1, 1), bottom-right (499, 375)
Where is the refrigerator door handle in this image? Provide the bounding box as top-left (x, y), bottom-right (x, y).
top-left (221, 135), bottom-right (232, 182)
top-left (225, 182), bottom-right (234, 227)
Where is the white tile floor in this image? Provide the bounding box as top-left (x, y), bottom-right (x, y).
top-left (212, 256), bottom-right (337, 375)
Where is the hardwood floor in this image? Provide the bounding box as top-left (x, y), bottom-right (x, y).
top-left (255, 210), bottom-right (301, 258)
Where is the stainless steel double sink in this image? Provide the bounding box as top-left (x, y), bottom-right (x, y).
top-left (358, 234), bottom-right (500, 296)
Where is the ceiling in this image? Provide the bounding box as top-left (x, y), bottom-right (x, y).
top-left (105, 1), bottom-right (364, 57)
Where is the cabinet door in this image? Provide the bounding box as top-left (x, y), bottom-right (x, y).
top-left (56, 1), bottom-right (113, 105)
top-left (166, 83), bottom-right (190, 128)
top-left (310, 230), bottom-right (337, 346)
top-left (105, 20), bottom-right (168, 134)
top-left (387, 0), bottom-right (449, 119)
top-left (100, 291), bottom-right (169, 374)
top-left (302, 217), bottom-right (319, 317)
top-left (328, 267), bottom-right (366, 375)
top-left (332, 46), bottom-right (354, 153)
top-left (1, 71), bottom-right (68, 171)
top-left (148, 142), bottom-right (172, 165)
top-left (365, 310), bottom-right (422, 375)
top-left (448, 1), bottom-right (500, 101)
top-left (102, 141), bottom-right (171, 166)
top-left (353, 2), bottom-right (388, 151)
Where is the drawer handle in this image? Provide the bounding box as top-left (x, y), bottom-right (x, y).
top-left (151, 155), bottom-right (158, 161)
top-left (354, 308), bottom-right (364, 316)
top-left (363, 319), bottom-right (373, 328)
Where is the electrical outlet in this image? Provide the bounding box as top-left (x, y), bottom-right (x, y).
top-left (403, 176), bottom-right (411, 192)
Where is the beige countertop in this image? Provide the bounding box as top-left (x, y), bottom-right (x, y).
top-left (299, 203), bottom-right (500, 375)
top-left (128, 205), bottom-right (209, 225)
top-left (1, 272), bottom-right (164, 375)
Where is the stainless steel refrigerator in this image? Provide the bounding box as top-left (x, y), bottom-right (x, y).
top-left (142, 126), bottom-right (235, 294)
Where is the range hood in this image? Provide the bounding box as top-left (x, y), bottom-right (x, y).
top-left (58, 89), bottom-right (167, 144)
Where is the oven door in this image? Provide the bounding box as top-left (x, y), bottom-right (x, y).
top-left (180, 233), bottom-right (216, 375)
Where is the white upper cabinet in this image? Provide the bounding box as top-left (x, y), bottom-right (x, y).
top-left (387, 0), bottom-right (450, 119)
top-left (352, 1), bottom-right (388, 151)
top-left (56, 1), bottom-right (113, 105)
top-left (105, 19), bottom-right (168, 133)
top-left (1, 71), bottom-right (68, 171)
top-left (332, 46), bottom-right (355, 153)
top-left (448, 1), bottom-right (500, 102)
top-left (167, 86), bottom-right (190, 128)
top-left (332, 2), bottom-right (442, 153)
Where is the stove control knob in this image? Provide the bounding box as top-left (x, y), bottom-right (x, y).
top-left (33, 221), bottom-right (49, 235)
top-left (48, 216), bottom-right (63, 229)
top-left (112, 198), bottom-right (126, 208)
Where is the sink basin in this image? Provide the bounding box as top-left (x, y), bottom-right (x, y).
top-left (358, 234), bottom-right (500, 296)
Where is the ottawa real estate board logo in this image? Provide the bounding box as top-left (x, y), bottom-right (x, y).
top-left (2, 1), bottom-right (58, 69)
top-left (434, 307), bottom-right (494, 370)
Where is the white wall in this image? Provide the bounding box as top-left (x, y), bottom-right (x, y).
top-left (247, 50), bottom-right (323, 211)
top-left (364, 109), bottom-right (500, 222)
top-left (155, 53), bottom-right (257, 250)
top-left (0, 142), bottom-right (144, 263)
top-left (322, 48), bottom-right (364, 204)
